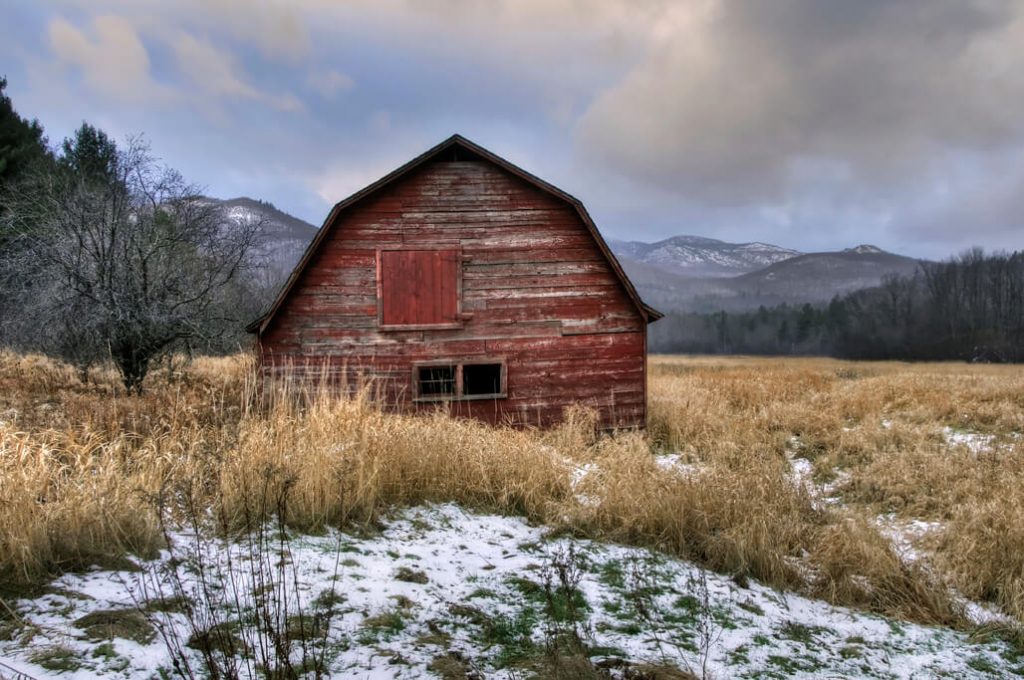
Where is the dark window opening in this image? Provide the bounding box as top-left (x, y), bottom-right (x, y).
top-left (463, 363), bottom-right (503, 396)
top-left (413, 360), bottom-right (506, 402)
top-left (418, 366), bottom-right (455, 397)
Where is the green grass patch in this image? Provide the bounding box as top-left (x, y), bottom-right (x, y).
top-left (29, 646), bottom-right (83, 673)
top-left (507, 576), bottom-right (589, 623)
top-left (967, 655), bottom-right (1000, 674)
top-left (766, 654), bottom-right (822, 675)
top-left (75, 608), bottom-right (155, 645)
top-left (312, 588), bottom-right (346, 610)
top-left (777, 621), bottom-right (828, 645)
top-left (599, 559), bottom-right (625, 589)
top-left (395, 566), bottom-right (429, 584)
top-left (737, 600), bottom-right (765, 616)
top-left (359, 607), bottom-right (407, 643)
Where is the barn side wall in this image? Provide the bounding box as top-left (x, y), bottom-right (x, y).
top-left (258, 159), bottom-right (647, 429)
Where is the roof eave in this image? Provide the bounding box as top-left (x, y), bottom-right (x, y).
top-left (642, 303), bottom-right (664, 323)
top-left (245, 315), bottom-right (266, 334)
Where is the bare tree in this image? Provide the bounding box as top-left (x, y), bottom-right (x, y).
top-left (3, 132), bottom-right (261, 392)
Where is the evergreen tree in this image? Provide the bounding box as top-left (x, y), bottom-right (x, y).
top-left (796, 303), bottom-right (815, 344)
top-left (648, 249), bottom-right (1023, 362)
top-left (59, 123), bottom-right (118, 186)
top-left (0, 77), bottom-right (52, 218)
top-left (777, 319), bottom-right (790, 349)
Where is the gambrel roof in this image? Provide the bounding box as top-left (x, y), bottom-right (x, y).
top-left (247, 134), bottom-right (662, 334)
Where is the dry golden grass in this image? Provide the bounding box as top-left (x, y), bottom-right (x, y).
top-left (0, 351), bottom-right (248, 583)
top-left (1, 350), bottom-right (1022, 632)
top-left (646, 355), bottom-right (1024, 624)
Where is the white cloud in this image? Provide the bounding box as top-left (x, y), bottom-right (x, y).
top-left (51, 0), bottom-right (311, 61)
top-left (171, 32), bottom-right (303, 112)
top-left (47, 15), bottom-right (171, 104)
top-left (44, 15), bottom-right (303, 113)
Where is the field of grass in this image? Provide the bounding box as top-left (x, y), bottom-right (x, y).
top-left (1, 351), bottom-right (1023, 677)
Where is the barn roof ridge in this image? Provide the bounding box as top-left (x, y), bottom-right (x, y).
top-left (247, 133), bottom-right (662, 334)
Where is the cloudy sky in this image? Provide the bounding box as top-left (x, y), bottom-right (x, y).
top-left (2, 0), bottom-right (1023, 258)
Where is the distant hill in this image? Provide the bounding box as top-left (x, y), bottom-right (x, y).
top-left (730, 246), bottom-right (921, 301)
top-left (611, 239), bottom-right (924, 312)
top-left (203, 197), bottom-right (319, 286)
top-left (609, 234), bottom-right (801, 277)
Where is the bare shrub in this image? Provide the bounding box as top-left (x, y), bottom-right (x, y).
top-left (140, 467), bottom-right (342, 679)
top-left (3, 130), bottom-right (261, 393)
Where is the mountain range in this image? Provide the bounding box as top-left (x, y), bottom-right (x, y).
top-left (212, 197), bottom-right (923, 313)
top-left (609, 235), bottom-right (800, 278)
top-left (610, 235), bottom-right (923, 312)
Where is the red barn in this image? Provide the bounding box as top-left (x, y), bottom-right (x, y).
top-left (247, 135), bottom-right (662, 429)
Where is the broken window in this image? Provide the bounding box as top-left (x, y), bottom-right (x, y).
top-left (417, 365), bottom-right (456, 397)
top-left (414, 361), bottom-right (506, 401)
top-left (462, 363), bottom-right (503, 397)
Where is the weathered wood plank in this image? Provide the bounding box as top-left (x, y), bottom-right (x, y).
top-left (259, 157), bottom-right (649, 429)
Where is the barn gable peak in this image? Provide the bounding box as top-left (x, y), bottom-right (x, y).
top-left (247, 134), bottom-right (662, 334)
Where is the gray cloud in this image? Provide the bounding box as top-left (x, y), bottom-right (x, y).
top-left (577, 0), bottom-right (1024, 207)
top-left (13, 1), bottom-right (1024, 257)
top-left (899, 146), bottom-right (1024, 254)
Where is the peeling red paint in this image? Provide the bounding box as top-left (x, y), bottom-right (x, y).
top-left (252, 137), bottom-right (658, 429)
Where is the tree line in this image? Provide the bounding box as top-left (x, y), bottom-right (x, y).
top-left (650, 249), bottom-right (1024, 362)
top-left (0, 78), bottom-right (269, 391)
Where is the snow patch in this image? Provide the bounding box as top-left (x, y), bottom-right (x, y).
top-left (653, 452), bottom-right (702, 477)
top-left (1, 503), bottom-right (1017, 679)
top-left (569, 460), bottom-right (600, 507)
top-left (942, 427), bottom-right (996, 453)
top-left (875, 514), bottom-right (943, 564)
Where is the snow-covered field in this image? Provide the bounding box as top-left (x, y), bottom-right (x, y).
top-left (1, 503), bottom-right (1019, 679)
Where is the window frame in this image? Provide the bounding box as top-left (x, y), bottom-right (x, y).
top-left (412, 358), bottom-right (507, 402)
top-left (376, 246), bottom-right (464, 331)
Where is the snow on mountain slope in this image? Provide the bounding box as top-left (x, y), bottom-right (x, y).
top-left (613, 237), bottom-right (924, 312)
top-left (202, 196), bottom-right (319, 285)
top-left (610, 235), bottom-right (801, 277)
top-left (732, 248), bottom-right (922, 300)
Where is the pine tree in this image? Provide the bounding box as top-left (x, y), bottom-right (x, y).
top-left (0, 77), bottom-right (52, 215)
top-left (59, 123), bottom-right (118, 186)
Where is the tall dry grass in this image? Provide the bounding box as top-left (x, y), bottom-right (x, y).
top-left (644, 355), bottom-right (1024, 624)
top-left (0, 351), bottom-right (573, 587)
top-left (1, 350), bottom-right (1022, 631)
top-left (0, 351), bottom-right (248, 584)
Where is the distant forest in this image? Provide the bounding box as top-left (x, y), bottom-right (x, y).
top-left (650, 248), bottom-right (1024, 362)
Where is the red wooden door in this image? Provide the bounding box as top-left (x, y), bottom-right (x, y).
top-left (379, 249), bottom-right (460, 327)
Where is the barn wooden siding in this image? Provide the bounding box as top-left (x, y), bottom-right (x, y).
top-left (254, 140), bottom-right (657, 429)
